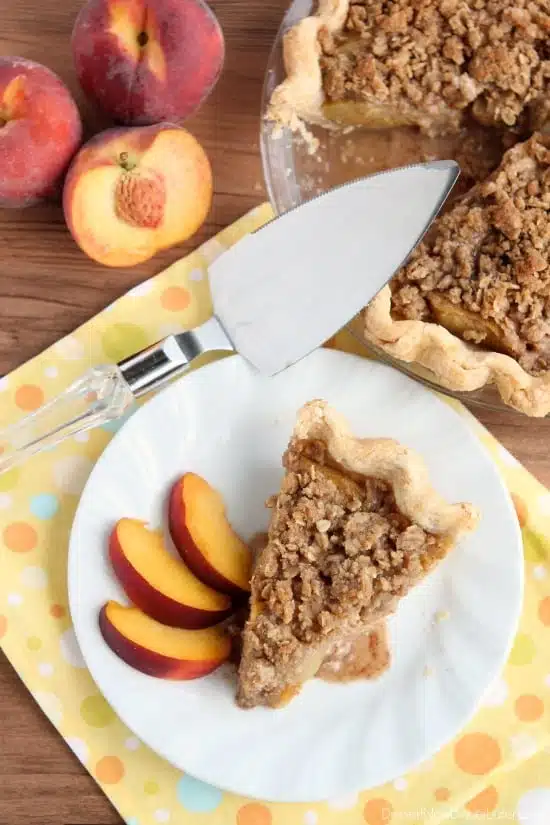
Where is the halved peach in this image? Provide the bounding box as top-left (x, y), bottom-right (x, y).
top-left (169, 473), bottom-right (252, 597)
top-left (99, 600), bottom-right (231, 679)
top-left (109, 518), bottom-right (232, 628)
top-left (63, 123), bottom-right (212, 267)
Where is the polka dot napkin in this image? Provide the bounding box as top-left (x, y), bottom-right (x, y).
top-left (1, 203), bottom-right (550, 825)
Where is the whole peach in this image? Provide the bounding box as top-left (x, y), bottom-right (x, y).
top-left (0, 57), bottom-right (82, 208)
top-left (72, 0), bottom-right (225, 125)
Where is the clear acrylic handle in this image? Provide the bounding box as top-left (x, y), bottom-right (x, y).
top-left (0, 365), bottom-right (134, 474)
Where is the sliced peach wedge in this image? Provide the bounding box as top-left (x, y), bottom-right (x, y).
top-left (109, 518), bottom-right (232, 629)
top-left (99, 601), bottom-right (231, 680)
top-left (169, 473), bottom-right (252, 597)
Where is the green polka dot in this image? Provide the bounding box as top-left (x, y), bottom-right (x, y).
top-left (524, 532), bottom-right (549, 563)
top-left (27, 636), bottom-right (42, 651)
top-left (80, 694), bottom-right (115, 727)
top-left (101, 323), bottom-right (148, 363)
top-left (0, 468), bottom-right (19, 492)
top-left (144, 780), bottom-right (159, 795)
top-left (509, 632), bottom-right (536, 666)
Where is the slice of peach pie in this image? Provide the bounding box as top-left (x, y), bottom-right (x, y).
top-left (364, 132), bottom-right (550, 417)
top-left (236, 400), bottom-right (478, 710)
top-left (267, 0), bottom-right (550, 138)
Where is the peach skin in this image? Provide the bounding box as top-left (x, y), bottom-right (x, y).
top-left (169, 473), bottom-right (252, 597)
top-left (63, 123), bottom-right (212, 266)
top-left (109, 518), bottom-right (232, 628)
top-left (0, 57), bottom-right (82, 208)
top-left (72, 0), bottom-right (224, 125)
top-left (99, 600), bottom-right (231, 679)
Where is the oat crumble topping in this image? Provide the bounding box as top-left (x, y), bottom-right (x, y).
top-left (236, 438), bottom-right (447, 707)
top-left (235, 533), bottom-right (391, 684)
top-left (319, 0), bottom-right (550, 132)
top-left (390, 132), bottom-right (550, 375)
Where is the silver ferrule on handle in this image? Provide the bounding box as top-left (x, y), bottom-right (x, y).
top-left (0, 317), bottom-right (235, 475)
top-left (120, 317), bottom-right (235, 398)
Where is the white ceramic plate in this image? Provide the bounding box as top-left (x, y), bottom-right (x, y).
top-left (68, 349), bottom-right (523, 803)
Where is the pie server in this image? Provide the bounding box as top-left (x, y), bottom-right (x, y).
top-left (0, 160), bottom-right (459, 474)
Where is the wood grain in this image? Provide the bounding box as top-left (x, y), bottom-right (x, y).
top-left (0, 1), bottom-right (549, 823)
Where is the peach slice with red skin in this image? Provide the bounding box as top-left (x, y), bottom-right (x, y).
top-left (63, 123), bottom-right (212, 267)
top-left (99, 600), bottom-right (231, 679)
top-left (72, 0), bottom-right (224, 125)
top-left (169, 473), bottom-right (252, 597)
top-left (109, 518), bottom-right (232, 628)
top-left (0, 57), bottom-right (82, 207)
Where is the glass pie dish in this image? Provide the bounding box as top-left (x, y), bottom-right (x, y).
top-left (259, 0), bottom-right (530, 415)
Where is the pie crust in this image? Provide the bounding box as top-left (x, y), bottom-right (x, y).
top-left (267, 0), bottom-right (349, 137)
top-left (236, 400), bottom-right (479, 709)
top-left (364, 286), bottom-right (550, 416)
top-left (287, 402), bottom-right (478, 537)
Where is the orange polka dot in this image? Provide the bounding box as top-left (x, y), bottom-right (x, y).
top-left (434, 788), bottom-right (450, 802)
top-left (364, 798), bottom-right (393, 825)
top-left (511, 493), bottom-right (528, 528)
top-left (161, 286), bottom-right (191, 312)
top-left (515, 694), bottom-right (544, 722)
top-left (454, 733), bottom-right (501, 775)
top-left (3, 522), bottom-right (37, 552)
top-left (465, 786), bottom-right (498, 814)
top-left (50, 604), bottom-right (66, 619)
top-left (539, 597), bottom-right (550, 626)
top-left (236, 803), bottom-right (272, 825)
top-left (95, 755), bottom-right (125, 784)
top-left (15, 384), bottom-right (44, 411)
top-left (0, 615), bottom-right (7, 639)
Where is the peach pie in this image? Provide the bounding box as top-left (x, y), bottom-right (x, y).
top-left (364, 133), bottom-right (550, 417)
top-left (267, 0), bottom-right (550, 137)
top-left (236, 401), bottom-right (479, 709)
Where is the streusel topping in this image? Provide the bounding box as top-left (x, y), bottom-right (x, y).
top-left (243, 439), bottom-right (444, 679)
top-left (391, 132), bottom-right (550, 375)
top-left (319, 0), bottom-right (550, 132)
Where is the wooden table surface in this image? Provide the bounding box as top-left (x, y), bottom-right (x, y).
top-left (1, 1), bottom-right (549, 822)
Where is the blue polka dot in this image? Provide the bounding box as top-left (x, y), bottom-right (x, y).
top-left (30, 493), bottom-right (59, 520)
top-left (177, 774), bottom-right (223, 813)
top-left (126, 818), bottom-right (139, 825)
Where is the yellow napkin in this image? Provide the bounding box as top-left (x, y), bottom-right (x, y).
top-left (1, 204), bottom-right (550, 825)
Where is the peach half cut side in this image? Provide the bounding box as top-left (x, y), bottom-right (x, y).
top-left (63, 123), bottom-right (212, 267)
